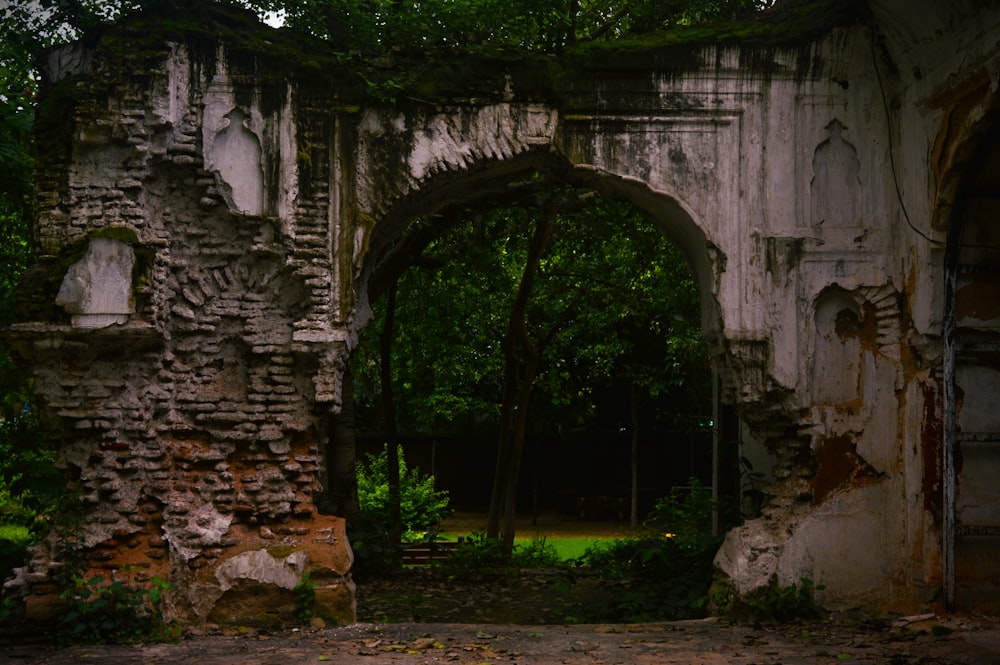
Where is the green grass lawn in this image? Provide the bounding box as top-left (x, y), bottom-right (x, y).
top-left (521, 536), bottom-right (605, 561)
top-left (436, 531), bottom-right (613, 562)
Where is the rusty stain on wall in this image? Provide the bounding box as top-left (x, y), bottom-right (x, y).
top-left (812, 433), bottom-right (883, 505)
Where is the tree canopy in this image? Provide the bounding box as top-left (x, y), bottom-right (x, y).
top-left (354, 186), bottom-right (708, 438)
top-left (350, 177), bottom-right (711, 546)
top-left (250, 0), bottom-right (771, 53)
top-left (3, 0), bottom-right (775, 54)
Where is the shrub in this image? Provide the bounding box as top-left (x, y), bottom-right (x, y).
top-left (294, 572), bottom-right (316, 624)
top-left (350, 444), bottom-right (452, 573)
top-left (440, 530), bottom-right (508, 576)
top-left (644, 476), bottom-right (713, 540)
top-left (0, 370), bottom-right (66, 582)
top-left (55, 570), bottom-right (176, 644)
top-left (511, 536), bottom-right (561, 569)
top-left (578, 534), bottom-right (720, 622)
top-left (733, 577), bottom-right (826, 623)
top-left (355, 444), bottom-right (452, 542)
top-left (573, 479), bottom-right (721, 622)
top-left (441, 532), bottom-right (562, 578)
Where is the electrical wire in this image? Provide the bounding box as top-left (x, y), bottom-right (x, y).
top-left (869, 16), bottom-right (945, 247)
top-left (870, 15), bottom-right (1000, 253)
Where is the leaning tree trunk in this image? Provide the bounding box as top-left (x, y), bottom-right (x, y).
top-left (487, 355), bottom-right (519, 539)
top-left (501, 340), bottom-right (541, 555)
top-left (486, 197), bottom-right (557, 548)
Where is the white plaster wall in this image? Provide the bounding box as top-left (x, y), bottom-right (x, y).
top-left (777, 483), bottom-right (906, 607)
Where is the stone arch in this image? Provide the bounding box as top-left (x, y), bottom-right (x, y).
top-left (928, 70), bottom-right (1000, 232)
top-left (340, 140), bottom-right (729, 573)
top-left (941, 116), bottom-right (1000, 610)
top-left (353, 150), bottom-right (721, 354)
top-left (353, 104), bottom-right (561, 222)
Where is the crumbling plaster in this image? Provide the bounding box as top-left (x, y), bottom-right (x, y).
top-left (5, 0), bottom-right (1000, 624)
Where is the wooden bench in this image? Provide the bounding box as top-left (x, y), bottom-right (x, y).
top-left (401, 539), bottom-right (463, 566)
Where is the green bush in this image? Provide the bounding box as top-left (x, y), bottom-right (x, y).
top-left (573, 480), bottom-right (721, 622)
top-left (733, 577), bottom-right (826, 623)
top-left (441, 532), bottom-right (562, 578)
top-left (440, 530), bottom-right (508, 576)
top-left (355, 444), bottom-right (452, 542)
top-left (578, 534), bottom-right (720, 622)
top-left (56, 571), bottom-right (175, 644)
top-left (293, 572), bottom-right (316, 624)
top-left (350, 444), bottom-right (452, 573)
top-left (511, 536), bottom-right (561, 569)
top-left (644, 476), bottom-right (714, 539)
top-left (0, 363), bottom-right (66, 582)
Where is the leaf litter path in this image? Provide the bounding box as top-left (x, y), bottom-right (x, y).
top-left (6, 511), bottom-right (1000, 663)
top-left (5, 614), bottom-right (1000, 664)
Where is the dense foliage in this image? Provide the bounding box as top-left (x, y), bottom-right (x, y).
top-left (349, 443), bottom-right (452, 573)
top-left (0, 1), bottom-right (70, 584)
top-left (2, 0), bottom-right (786, 74)
top-left (356, 443), bottom-right (453, 542)
top-left (356, 188), bottom-right (708, 441)
top-left (645, 476), bottom-right (714, 538)
top-left (55, 572), bottom-right (175, 644)
top-left (249, 0), bottom-right (772, 53)
top-left (353, 184), bottom-right (711, 545)
top-left (576, 476), bottom-right (720, 621)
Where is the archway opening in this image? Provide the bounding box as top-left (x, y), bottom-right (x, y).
top-left (329, 162), bottom-right (760, 623)
top-left (943, 120), bottom-right (1000, 612)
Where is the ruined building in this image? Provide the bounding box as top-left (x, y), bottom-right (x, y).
top-left (4, 0), bottom-right (1000, 624)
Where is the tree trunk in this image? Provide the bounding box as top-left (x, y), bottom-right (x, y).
top-left (380, 283), bottom-right (402, 565)
top-left (630, 381), bottom-right (640, 529)
top-left (486, 357), bottom-right (518, 539)
top-left (531, 439), bottom-right (541, 527)
top-left (486, 197), bottom-right (557, 549)
top-left (501, 342), bottom-right (540, 555)
top-left (327, 366), bottom-right (358, 518)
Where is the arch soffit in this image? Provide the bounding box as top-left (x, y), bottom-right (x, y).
top-left (927, 75), bottom-right (1000, 233)
top-left (358, 146), bottom-right (721, 343)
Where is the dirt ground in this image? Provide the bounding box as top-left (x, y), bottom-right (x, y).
top-left (3, 614), bottom-right (1000, 664)
top-left (4, 514), bottom-right (1000, 663)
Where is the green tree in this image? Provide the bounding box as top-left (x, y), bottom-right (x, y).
top-left (0, 21), bottom-right (36, 300)
top-left (0, 9), bottom-right (69, 580)
top-left (3, 0), bottom-right (783, 65)
top-left (356, 177), bottom-right (709, 552)
top-left (487, 190), bottom-right (559, 553)
top-left (535, 196), bottom-right (708, 527)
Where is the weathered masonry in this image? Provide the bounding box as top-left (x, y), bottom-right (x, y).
top-left (4, 1), bottom-right (1000, 624)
